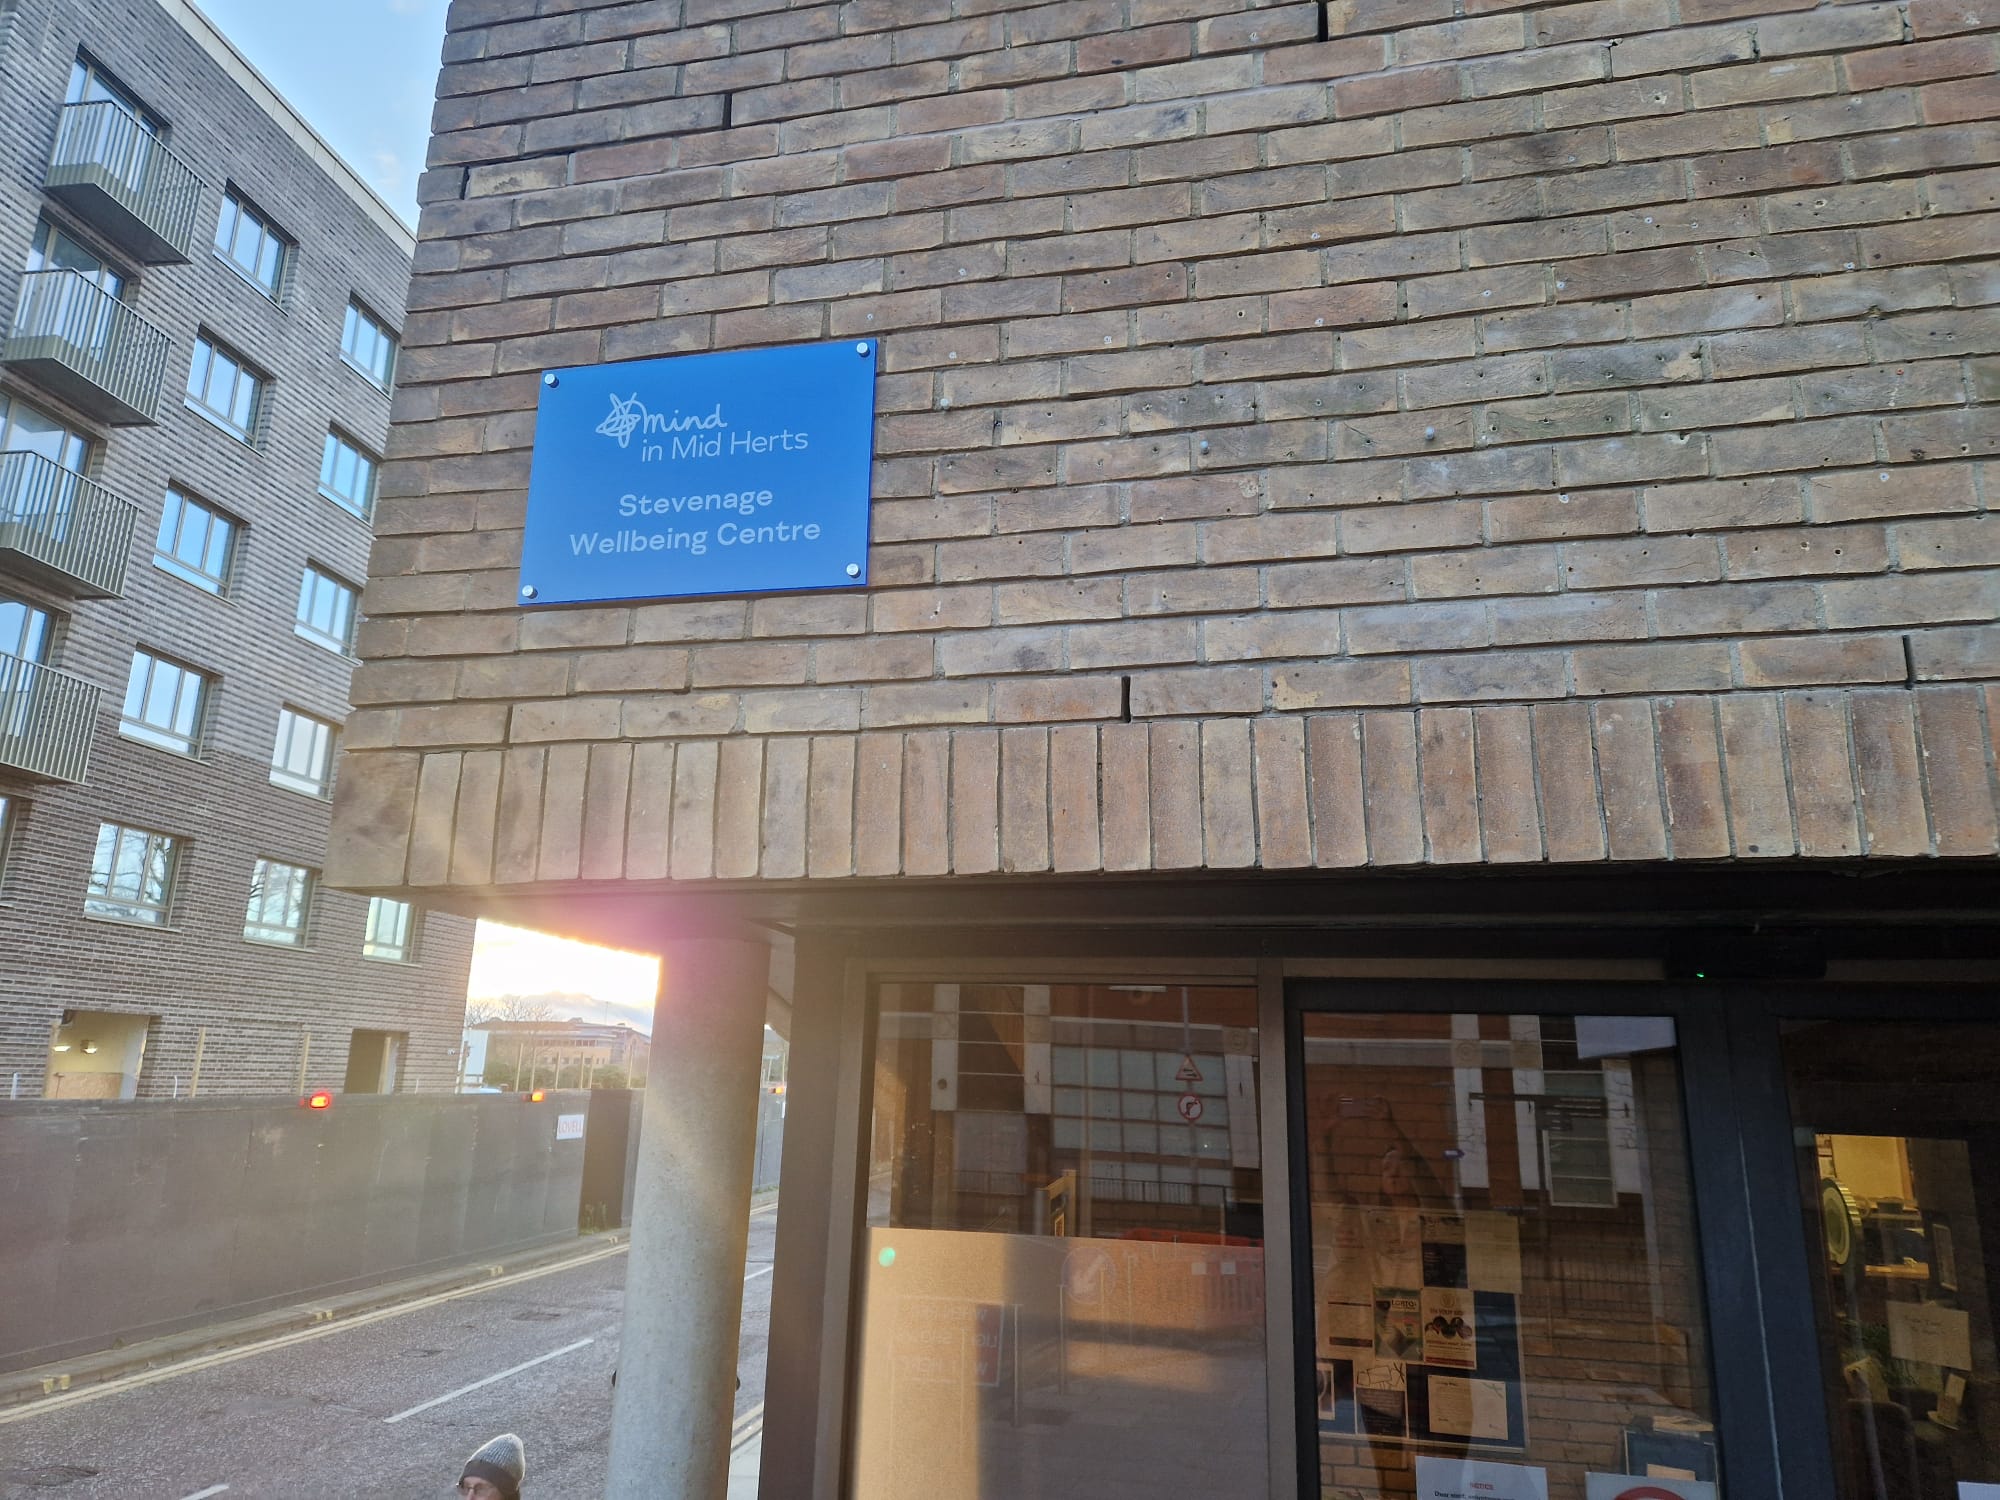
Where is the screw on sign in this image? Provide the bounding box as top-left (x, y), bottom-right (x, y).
top-left (1177, 1092), bottom-right (1204, 1123)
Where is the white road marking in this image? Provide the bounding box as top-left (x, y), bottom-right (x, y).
top-left (731, 1407), bottom-right (765, 1455)
top-left (0, 1241), bottom-right (629, 1426)
top-left (744, 1265), bottom-right (773, 1282)
top-left (383, 1338), bottom-right (595, 1424)
top-left (732, 1401), bottom-right (763, 1438)
top-left (178, 1487), bottom-right (229, 1499)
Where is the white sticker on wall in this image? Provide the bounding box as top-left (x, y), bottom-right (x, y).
top-left (556, 1113), bottom-right (586, 1140)
top-left (1587, 1477), bottom-right (1717, 1500)
top-left (1959, 1485), bottom-right (2000, 1498)
top-left (1415, 1457), bottom-right (1549, 1500)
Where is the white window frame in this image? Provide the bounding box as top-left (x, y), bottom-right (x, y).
top-left (318, 429), bottom-right (377, 519)
top-left (152, 486), bottom-right (237, 594)
top-left (85, 821), bottom-right (177, 926)
top-left (363, 896), bottom-right (418, 962)
top-left (185, 334), bottom-right (263, 441)
top-left (340, 300), bottom-right (396, 389)
top-left (295, 563), bottom-right (359, 654)
top-left (243, 857), bottom-right (312, 947)
top-left (213, 188), bottom-right (287, 299)
top-left (269, 705), bottom-right (336, 797)
top-left (120, 649), bottom-right (209, 755)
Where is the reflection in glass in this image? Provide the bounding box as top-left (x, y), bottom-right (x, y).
top-left (851, 983), bottom-right (1266, 1500)
top-left (1301, 1012), bottom-right (1716, 1499)
top-left (1784, 1020), bottom-right (2000, 1500)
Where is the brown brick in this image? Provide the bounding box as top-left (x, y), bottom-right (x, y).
top-left (1592, 701), bottom-right (1669, 859)
top-left (1533, 701), bottom-right (1607, 861)
top-left (1361, 711), bottom-right (1425, 864)
top-left (1916, 687), bottom-right (2000, 855)
top-left (1049, 724), bottom-right (1103, 872)
top-left (1850, 691), bottom-right (1934, 854)
top-left (900, 731), bottom-right (950, 876)
top-left (1418, 707), bottom-right (1481, 863)
top-left (1655, 696), bottom-right (1730, 858)
top-left (852, 732), bottom-right (902, 876)
top-left (1100, 722), bottom-right (1153, 871)
top-left (1783, 692), bottom-right (1861, 856)
top-left (1305, 714), bottom-right (1367, 866)
top-left (1474, 705), bottom-right (1543, 862)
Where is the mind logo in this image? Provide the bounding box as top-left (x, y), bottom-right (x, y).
top-left (596, 392), bottom-right (646, 448)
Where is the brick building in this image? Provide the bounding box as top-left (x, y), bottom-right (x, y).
top-left (0, 0), bottom-right (474, 1100)
top-left (327, 1), bottom-right (2000, 1496)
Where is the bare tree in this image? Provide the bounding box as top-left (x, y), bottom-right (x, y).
top-left (465, 993), bottom-right (558, 1026)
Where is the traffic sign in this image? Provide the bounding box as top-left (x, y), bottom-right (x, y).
top-left (1177, 1093), bottom-right (1204, 1123)
top-left (1174, 1054), bottom-right (1203, 1083)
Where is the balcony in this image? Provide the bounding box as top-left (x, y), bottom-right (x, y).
top-left (0, 452), bottom-right (137, 597)
top-left (44, 101), bottom-right (204, 264)
top-left (0, 651), bottom-right (99, 782)
top-left (4, 270), bottom-right (169, 425)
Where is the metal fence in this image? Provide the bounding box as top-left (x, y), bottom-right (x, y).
top-left (46, 100), bottom-right (204, 260)
top-left (6, 268), bottom-right (171, 421)
top-left (0, 450), bottom-right (137, 596)
top-left (0, 649), bottom-right (99, 782)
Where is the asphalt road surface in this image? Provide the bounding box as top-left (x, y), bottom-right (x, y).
top-left (0, 1204), bottom-right (776, 1499)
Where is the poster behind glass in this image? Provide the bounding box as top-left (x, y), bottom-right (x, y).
top-left (1302, 1012), bottom-right (1718, 1500)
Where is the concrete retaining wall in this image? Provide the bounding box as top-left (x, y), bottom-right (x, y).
top-left (0, 1090), bottom-right (591, 1372)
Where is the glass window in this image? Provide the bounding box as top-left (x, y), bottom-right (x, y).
top-left (185, 335), bottom-right (263, 440)
top-left (85, 822), bottom-right (176, 925)
top-left (1785, 1020), bottom-right (2000, 1500)
top-left (66, 55), bottom-right (159, 131)
top-left (340, 301), bottom-right (396, 389)
top-left (1298, 1011), bottom-right (1715, 1498)
top-left (851, 982), bottom-right (1268, 1499)
top-left (318, 430), bottom-right (377, 518)
top-left (0, 794), bottom-right (14, 884)
top-left (295, 564), bottom-right (358, 653)
top-left (119, 649), bottom-right (208, 755)
top-left (0, 392), bottom-right (89, 472)
top-left (213, 189), bottom-right (287, 297)
top-left (25, 218), bottom-right (124, 300)
top-left (243, 857), bottom-right (311, 946)
top-left (269, 706), bottom-right (335, 797)
top-left (363, 897), bottom-right (417, 962)
top-left (152, 487), bottom-right (237, 594)
top-left (0, 593), bottom-right (52, 663)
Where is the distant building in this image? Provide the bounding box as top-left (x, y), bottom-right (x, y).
top-left (0, 0), bottom-right (473, 1099)
top-left (461, 1018), bottom-right (652, 1091)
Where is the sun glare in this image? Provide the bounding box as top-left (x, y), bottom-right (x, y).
top-left (465, 919), bottom-right (661, 1024)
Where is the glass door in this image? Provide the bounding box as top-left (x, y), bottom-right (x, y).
top-left (1290, 990), bottom-right (1757, 1500)
top-left (1780, 1019), bottom-right (2000, 1500)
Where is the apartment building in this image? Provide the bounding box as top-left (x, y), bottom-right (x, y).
top-left (0, 0), bottom-right (473, 1100)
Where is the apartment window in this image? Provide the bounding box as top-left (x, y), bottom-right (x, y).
top-left (1, 593), bottom-right (52, 663)
top-left (0, 392), bottom-right (89, 472)
top-left (186, 335), bottom-right (263, 440)
top-left (318, 430), bottom-right (377, 518)
top-left (269, 706), bottom-right (335, 797)
top-left (244, 857), bottom-right (312, 947)
top-left (152, 487), bottom-right (237, 594)
top-left (340, 301), bottom-right (396, 389)
top-left (213, 189), bottom-right (287, 298)
top-left (295, 564), bottom-right (358, 653)
top-left (363, 897), bottom-right (417, 962)
top-left (85, 822), bottom-right (177, 925)
top-left (119, 649), bottom-right (208, 755)
top-left (67, 55), bottom-right (160, 132)
top-left (25, 218), bottom-right (126, 300)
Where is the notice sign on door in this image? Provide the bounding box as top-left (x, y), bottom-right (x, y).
top-left (1415, 1457), bottom-right (1548, 1500)
top-left (518, 339), bottom-right (879, 605)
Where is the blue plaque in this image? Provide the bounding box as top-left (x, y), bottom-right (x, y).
top-left (517, 339), bottom-right (878, 606)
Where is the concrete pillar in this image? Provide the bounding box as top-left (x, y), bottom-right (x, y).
top-left (606, 936), bottom-right (769, 1499)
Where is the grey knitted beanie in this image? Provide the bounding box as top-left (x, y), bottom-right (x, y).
top-left (460, 1433), bottom-right (526, 1498)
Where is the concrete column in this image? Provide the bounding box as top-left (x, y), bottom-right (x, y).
top-left (606, 936), bottom-right (769, 1499)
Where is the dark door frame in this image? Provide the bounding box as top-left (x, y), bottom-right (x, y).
top-left (1284, 979), bottom-right (1820, 1500)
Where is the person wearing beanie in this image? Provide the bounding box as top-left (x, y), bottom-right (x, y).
top-left (456, 1433), bottom-right (526, 1499)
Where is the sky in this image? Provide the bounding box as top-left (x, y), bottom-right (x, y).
top-left (195, 0), bottom-right (449, 225)
top-left (466, 920), bottom-right (664, 1030)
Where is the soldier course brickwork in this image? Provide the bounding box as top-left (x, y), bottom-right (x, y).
top-left (331, 0), bottom-right (2000, 897)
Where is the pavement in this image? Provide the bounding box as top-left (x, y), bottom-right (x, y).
top-left (0, 1203), bottom-right (777, 1498)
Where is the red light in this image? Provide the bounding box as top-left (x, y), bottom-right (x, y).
top-left (304, 1090), bottom-right (333, 1110)
top-left (528, 1089), bottom-right (546, 1103)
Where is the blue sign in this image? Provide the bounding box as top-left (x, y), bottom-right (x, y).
top-left (517, 339), bottom-right (878, 606)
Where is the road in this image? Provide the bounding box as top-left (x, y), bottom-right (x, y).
top-left (0, 1205), bottom-right (776, 1498)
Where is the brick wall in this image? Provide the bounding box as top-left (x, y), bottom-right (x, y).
top-left (0, 0), bottom-right (474, 1096)
top-left (330, 0), bottom-right (2000, 897)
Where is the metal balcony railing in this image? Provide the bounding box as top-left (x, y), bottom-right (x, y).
top-left (0, 451), bottom-right (137, 597)
top-left (44, 101), bottom-right (204, 264)
top-left (4, 269), bottom-right (169, 425)
top-left (0, 650), bottom-right (99, 782)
